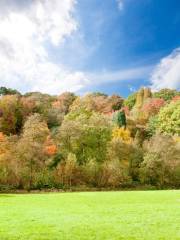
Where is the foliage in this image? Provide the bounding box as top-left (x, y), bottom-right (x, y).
top-left (0, 86), bottom-right (21, 96)
top-left (147, 115), bottom-right (159, 136)
top-left (153, 88), bottom-right (180, 101)
top-left (142, 98), bottom-right (165, 117)
top-left (0, 86), bottom-right (179, 190)
top-left (123, 92), bottom-right (136, 110)
top-left (172, 95), bottom-right (180, 102)
top-left (52, 92), bottom-right (76, 114)
top-left (112, 110), bottom-right (126, 128)
top-left (129, 146), bottom-right (144, 181)
top-left (140, 134), bottom-right (180, 187)
top-left (0, 95), bottom-right (23, 134)
top-left (0, 135), bottom-right (19, 186)
top-left (58, 111), bottom-right (112, 164)
top-left (111, 94), bottom-right (124, 111)
top-left (16, 114), bottom-right (50, 189)
top-left (64, 153), bottom-right (77, 187)
top-left (112, 127), bottom-right (132, 144)
top-left (157, 100), bottom-right (180, 135)
top-left (100, 159), bottom-right (130, 187)
top-left (70, 93), bottom-right (123, 115)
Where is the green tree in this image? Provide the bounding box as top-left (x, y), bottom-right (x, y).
top-left (123, 92), bottom-right (137, 110)
top-left (157, 100), bottom-right (180, 135)
top-left (113, 110), bottom-right (126, 128)
top-left (0, 87), bottom-right (21, 96)
top-left (147, 115), bottom-right (159, 137)
top-left (58, 111), bottom-right (112, 164)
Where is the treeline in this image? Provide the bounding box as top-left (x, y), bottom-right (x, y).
top-left (0, 86), bottom-right (180, 190)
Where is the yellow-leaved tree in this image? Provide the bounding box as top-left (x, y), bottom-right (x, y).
top-left (112, 127), bottom-right (132, 144)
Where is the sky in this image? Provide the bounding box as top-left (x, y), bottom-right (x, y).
top-left (0, 0), bottom-right (180, 97)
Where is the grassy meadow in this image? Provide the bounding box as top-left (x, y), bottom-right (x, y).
top-left (0, 190), bottom-right (180, 240)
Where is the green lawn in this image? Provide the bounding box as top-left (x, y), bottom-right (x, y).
top-left (0, 191), bottom-right (179, 240)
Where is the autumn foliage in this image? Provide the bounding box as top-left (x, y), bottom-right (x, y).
top-left (0, 87), bottom-right (179, 190)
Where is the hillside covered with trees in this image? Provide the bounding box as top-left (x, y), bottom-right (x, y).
top-left (0, 86), bottom-right (180, 191)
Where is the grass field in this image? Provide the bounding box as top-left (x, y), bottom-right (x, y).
top-left (0, 191), bottom-right (179, 240)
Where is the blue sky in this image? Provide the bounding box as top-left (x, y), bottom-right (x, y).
top-left (0, 0), bottom-right (179, 96)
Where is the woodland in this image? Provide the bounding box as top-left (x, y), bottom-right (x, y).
top-left (0, 86), bottom-right (179, 190)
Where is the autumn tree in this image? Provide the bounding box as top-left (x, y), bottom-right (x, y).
top-left (53, 92), bottom-right (76, 114)
top-left (0, 95), bottom-right (23, 134)
top-left (142, 98), bottom-right (165, 117)
top-left (64, 153), bottom-right (77, 187)
top-left (23, 92), bottom-right (55, 117)
top-left (0, 134), bottom-right (19, 186)
top-left (112, 127), bottom-right (132, 144)
top-left (140, 133), bottom-right (180, 187)
top-left (17, 114), bottom-right (50, 189)
top-left (69, 93), bottom-right (123, 115)
top-left (153, 88), bottom-right (180, 101)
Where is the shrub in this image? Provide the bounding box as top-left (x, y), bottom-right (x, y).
top-left (140, 133), bottom-right (180, 187)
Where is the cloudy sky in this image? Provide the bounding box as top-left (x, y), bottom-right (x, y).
top-left (0, 0), bottom-right (180, 96)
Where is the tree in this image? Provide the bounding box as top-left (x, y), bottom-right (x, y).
top-left (100, 159), bottom-right (130, 187)
top-left (64, 153), bottom-right (77, 187)
top-left (172, 96), bottom-right (180, 102)
top-left (112, 127), bottom-right (132, 144)
top-left (44, 136), bottom-right (57, 156)
top-left (113, 110), bottom-right (126, 128)
top-left (147, 115), bottom-right (159, 137)
top-left (52, 92), bottom-right (76, 114)
top-left (47, 108), bottom-right (65, 129)
top-left (153, 88), bottom-right (180, 101)
top-left (69, 93), bottom-right (123, 115)
top-left (58, 111), bottom-right (112, 164)
top-left (105, 138), bottom-right (135, 185)
top-left (0, 87), bottom-right (21, 96)
top-left (123, 92), bottom-right (137, 110)
top-left (0, 134), bottom-right (19, 186)
top-left (23, 92), bottom-right (55, 117)
top-left (110, 95), bottom-right (124, 111)
top-left (142, 98), bottom-right (165, 117)
top-left (140, 134), bottom-right (180, 187)
top-left (0, 95), bottom-right (23, 134)
top-left (129, 146), bottom-right (144, 182)
top-left (157, 100), bottom-right (180, 135)
top-left (17, 114), bottom-right (49, 189)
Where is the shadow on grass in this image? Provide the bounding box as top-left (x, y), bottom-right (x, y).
top-left (0, 194), bottom-right (14, 197)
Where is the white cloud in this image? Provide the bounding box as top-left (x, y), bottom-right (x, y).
top-left (150, 48), bottom-right (180, 90)
top-left (0, 0), bottom-right (89, 94)
top-left (87, 65), bottom-right (153, 85)
top-left (116, 0), bottom-right (124, 11)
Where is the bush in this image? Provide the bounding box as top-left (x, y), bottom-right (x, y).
top-left (140, 133), bottom-right (180, 187)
